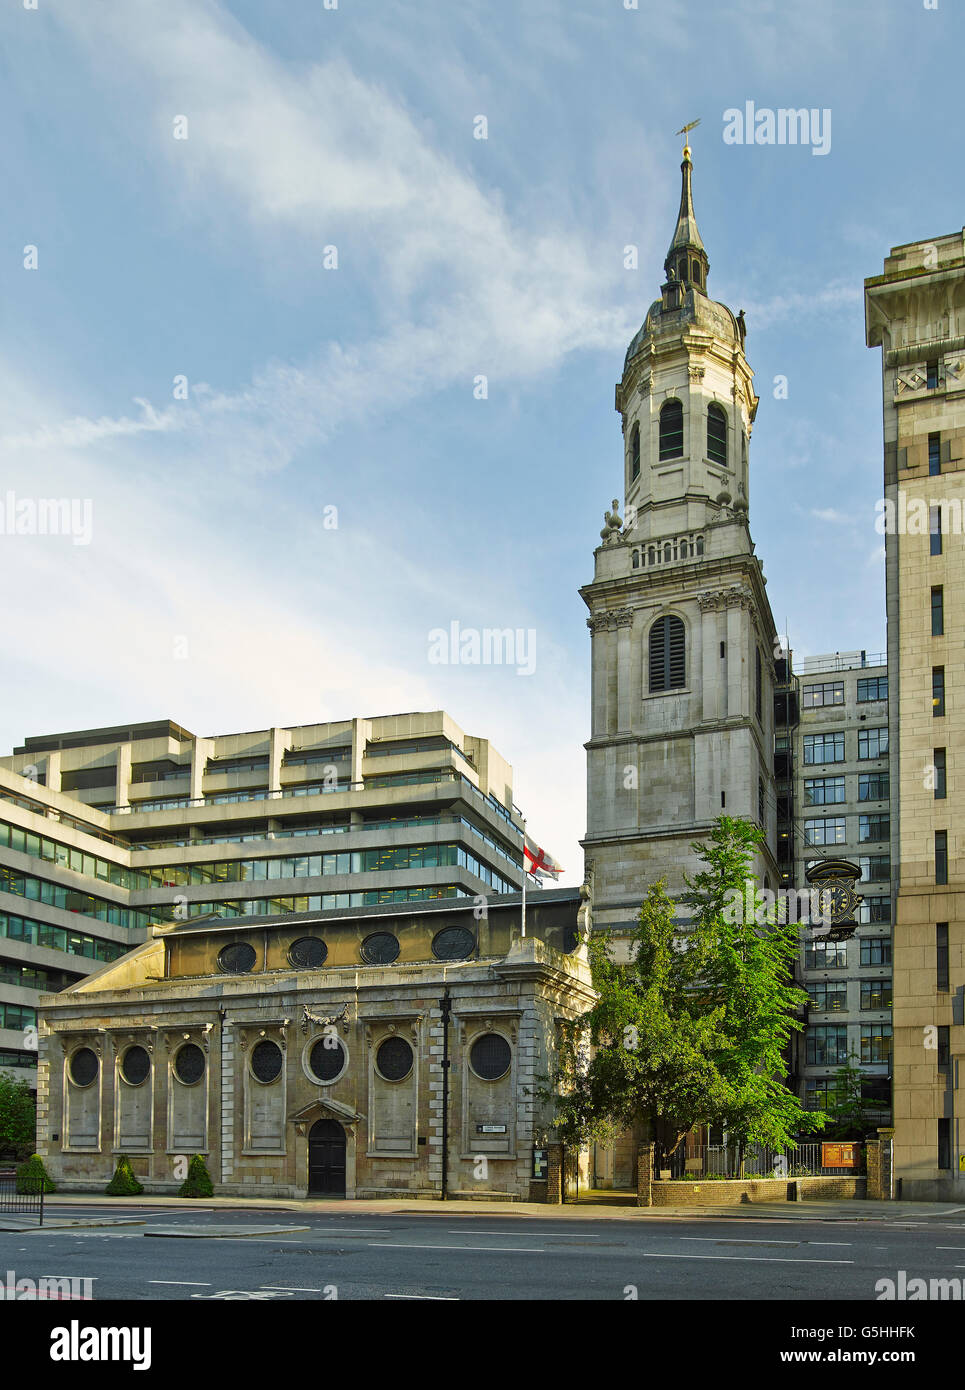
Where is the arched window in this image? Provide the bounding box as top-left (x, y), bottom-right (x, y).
top-left (755, 646), bottom-right (763, 720)
top-left (679, 539), bottom-right (688, 559)
top-left (659, 400), bottom-right (683, 460)
top-left (695, 536), bottom-right (704, 556)
top-left (630, 423), bottom-right (641, 481)
top-left (707, 404), bottom-right (728, 467)
top-left (631, 550), bottom-right (639, 569)
top-left (691, 259), bottom-right (701, 286)
top-left (648, 546), bottom-right (656, 565)
top-left (649, 615), bottom-right (686, 692)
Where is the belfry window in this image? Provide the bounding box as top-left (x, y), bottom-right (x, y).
top-left (630, 423), bottom-right (640, 481)
top-left (707, 404), bottom-right (728, 467)
top-left (649, 615), bottom-right (686, 692)
top-left (659, 400), bottom-right (683, 460)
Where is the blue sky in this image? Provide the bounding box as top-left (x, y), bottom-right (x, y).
top-left (1, 0), bottom-right (961, 882)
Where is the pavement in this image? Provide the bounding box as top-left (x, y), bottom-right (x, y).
top-left (12, 1192), bottom-right (965, 1226)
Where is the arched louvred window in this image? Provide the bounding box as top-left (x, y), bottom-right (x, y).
top-left (630, 423), bottom-right (641, 481)
top-left (692, 259), bottom-right (701, 286)
top-left (679, 540), bottom-right (688, 559)
top-left (659, 399), bottom-right (683, 460)
top-left (707, 403), bottom-right (728, 466)
top-left (695, 536), bottom-right (704, 556)
top-left (649, 615), bottom-right (686, 692)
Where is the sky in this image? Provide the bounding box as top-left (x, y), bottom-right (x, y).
top-left (0, 0), bottom-right (961, 884)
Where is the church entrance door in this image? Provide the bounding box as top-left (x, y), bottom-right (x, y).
top-left (308, 1118), bottom-right (346, 1195)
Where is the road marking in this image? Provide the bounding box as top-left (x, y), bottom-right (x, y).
top-left (642, 1252), bottom-right (853, 1264)
top-left (936, 1246), bottom-right (965, 1251)
top-left (807, 1242), bottom-right (852, 1247)
top-left (680, 1237), bottom-right (798, 1247)
top-left (260, 1285), bottom-right (330, 1293)
top-left (149, 1280), bottom-right (212, 1287)
top-left (444, 1229), bottom-right (604, 1238)
top-left (369, 1242), bottom-right (545, 1254)
top-left (385, 1293), bottom-right (460, 1300)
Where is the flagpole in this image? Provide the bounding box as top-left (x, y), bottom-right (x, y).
top-left (521, 818), bottom-right (526, 938)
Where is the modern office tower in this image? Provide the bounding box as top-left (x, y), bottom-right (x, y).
top-left (0, 713), bottom-right (525, 1089)
top-left (791, 651), bottom-right (893, 1127)
top-left (866, 233), bottom-right (965, 1197)
top-left (582, 141), bottom-right (779, 949)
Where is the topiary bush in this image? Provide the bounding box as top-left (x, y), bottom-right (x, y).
top-left (105, 1153), bottom-right (144, 1196)
top-left (178, 1153), bottom-right (214, 1198)
top-left (16, 1153), bottom-right (56, 1194)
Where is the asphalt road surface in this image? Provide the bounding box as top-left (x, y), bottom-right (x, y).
top-left (5, 1205), bottom-right (965, 1301)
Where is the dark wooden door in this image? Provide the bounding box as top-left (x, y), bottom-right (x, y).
top-left (308, 1119), bottom-right (346, 1195)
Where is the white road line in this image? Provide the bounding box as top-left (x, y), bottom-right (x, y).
top-left (679, 1237), bottom-right (797, 1246)
top-left (385, 1293), bottom-right (460, 1300)
top-left (149, 1280), bottom-right (212, 1287)
top-left (807, 1242), bottom-right (853, 1247)
top-left (936, 1246), bottom-right (965, 1250)
top-left (259, 1286), bottom-right (328, 1293)
top-left (445, 1229), bottom-right (604, 1238)
top-left (642, 1252), bottom-right (853, 1264)
top-left (369, 1242), bottom-right (545, 1254)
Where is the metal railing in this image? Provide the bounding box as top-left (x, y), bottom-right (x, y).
top-left (0, 1169), bottom-right (45, 1225)
top-left (656, 1142), bottom-right (864, 1180)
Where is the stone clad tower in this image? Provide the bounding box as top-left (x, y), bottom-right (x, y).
top-left (581, 143), bottom-right (779, 943)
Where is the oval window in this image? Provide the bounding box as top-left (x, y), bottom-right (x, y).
top-left (250, 1040), bottom-right (283, 1083)
top-left (309, 1037), bottom-right (347, 1083)
top-left (174, 1043), bottom-right (206, 1085)
top-left (69, 1047), bottom-right (99, 1088)
top-left (360, 932), bottom-right (400, 966)
top-left (120, 1045), bottom-right (151, 1087)
top-left (376, 1036), bottom-right (413, 1081)
top-left (431, 926), bottom-right (475, 961)
top-left (217, 942), bottom-right (256, 974)
top-left (288, 936), bottom-right (328, 969)
top-left (470, 1034), bottom-right (512, 1081)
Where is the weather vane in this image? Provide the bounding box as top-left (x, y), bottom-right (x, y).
top-left (675, 118), bottom-right (700, 153)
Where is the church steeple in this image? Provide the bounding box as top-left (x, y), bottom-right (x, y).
top-left (662, 144), bottom-right (709, 297)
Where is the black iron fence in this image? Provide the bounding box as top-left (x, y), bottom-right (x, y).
top-left (656, 1142), bottom-right (864, 1181)
top-left (0, 1168), bottom-right (45, 1224)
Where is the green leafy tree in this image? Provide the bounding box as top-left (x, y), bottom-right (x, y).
top-left (178, 1154), bottom-right (214, 1198)
top-left (547, 816), bottom-right (823, 1157)
top-left (822, 1055), bottom-right (882, 1139)
top-left (681, 816), bottom-right (824, 1151)
top-left (0, 1072), bottom-right (36, 1159)
top-left (16, 1153), bottom-right (55, 1194)
top-left (550, 878), bottom-right (734, 1154)
top-left (105, 1154), bottom-right (144, 1196)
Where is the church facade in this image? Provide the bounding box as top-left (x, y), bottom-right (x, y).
top-left (36, 891), bottom-right (594, 1199)
top-left (582, 143), bottom-right (780, 946)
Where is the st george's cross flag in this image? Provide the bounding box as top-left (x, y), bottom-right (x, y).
top-left (523, 836), bottom-right (563, 879)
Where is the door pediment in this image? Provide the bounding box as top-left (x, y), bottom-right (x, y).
top-left (290, 1097), bottom-right (364, 1135)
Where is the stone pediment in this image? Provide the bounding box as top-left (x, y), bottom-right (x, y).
top-left (289, 1097), bottom-right (364, 1135)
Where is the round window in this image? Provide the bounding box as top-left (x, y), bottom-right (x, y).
top-left (309, 1036), bottom-right (347, 1083)
top-left (217, 942), bottom-right (256, 974)
top-left (120, 1045), bottom-right (151, 1087)
top-left (431, 926), bottom-right (475, 961)
top-left (250, 1040), bottom-right (283, 1083)
top-left (174, 1042), bottom-right (206, 1085)
top-left (360, 932), bottom-right (400, 965)
top-left (288, 936), bottom-right (328, 969)
top-left (69, 1047), bottom-right (99, 1087)
top-left (376, 1036), bottom-right (413, 1081)
top-left (470, 1033), bottom-right (512, 1081)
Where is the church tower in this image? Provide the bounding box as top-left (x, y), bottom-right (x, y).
top-left (581, 142), bottom-right (779, 941)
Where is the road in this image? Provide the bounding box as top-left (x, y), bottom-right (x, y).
top-left (4, 1203), bottom-right (965, 1300)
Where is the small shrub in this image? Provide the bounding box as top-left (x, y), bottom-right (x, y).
top-left (178, 1154), bottom-right (214, 1198)
top-left (16, 1153), bottom-right (56, 1194)
top-left (106, 1154), bottom-right (144, 1196)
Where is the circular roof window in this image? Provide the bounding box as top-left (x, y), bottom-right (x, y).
top-left (360, 932), bottom-right (400, 966)
top-left (217, 942), bottom-right (256, 974)
top-left (288, 937), bottom-right (328, 969)
top-left (431, 926), bottom-right (475, 961)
